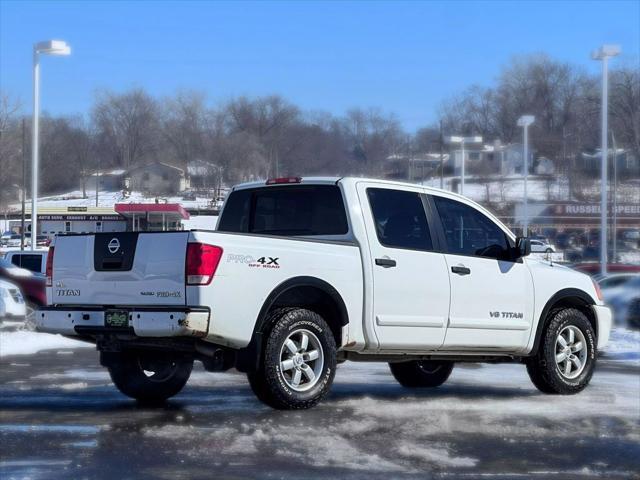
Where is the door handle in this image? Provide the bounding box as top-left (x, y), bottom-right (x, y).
top-left (375, 258), bottom-right (397, 268)
top-left (451, 265), bottom-right (471, 275)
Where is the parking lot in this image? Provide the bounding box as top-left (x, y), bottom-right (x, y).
top-left (1, 332), bottom-right (638, 480)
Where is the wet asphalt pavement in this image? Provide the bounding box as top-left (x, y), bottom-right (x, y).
top-left (1, 346), bottom-right (639, 480)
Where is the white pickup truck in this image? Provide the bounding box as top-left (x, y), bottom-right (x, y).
top-left (37, 177), bottom-right (612, 409)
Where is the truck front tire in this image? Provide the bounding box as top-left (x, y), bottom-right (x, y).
top-left (389, 360), bottom-right (454, 388)
top-left (247, 308), bottom-right (337, 409)
top-left (526, 308), bottom-right (596, 395)
top-left (106, 352), bottom-right (193, 403)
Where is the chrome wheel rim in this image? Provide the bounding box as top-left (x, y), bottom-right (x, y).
top-left (555, 326), bottom-right (588, 379)
top-left (279, 329), bottom-right (324, 392)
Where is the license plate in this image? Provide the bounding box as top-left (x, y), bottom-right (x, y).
top-left (105, 310), bottom-right (129, 328)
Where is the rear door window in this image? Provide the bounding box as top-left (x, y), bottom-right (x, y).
top-left (218, 185), bottom-right (349, 236)
top-left (367, 188), bottom-right (433, 251)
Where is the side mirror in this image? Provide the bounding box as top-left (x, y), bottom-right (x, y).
top-left (515, 237), bottom-right (531, 258)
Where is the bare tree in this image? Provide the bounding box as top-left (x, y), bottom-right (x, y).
top-left (162, 90), bottom-right (207, 167)
top-left (0, 94), bottom-right (22, 213)
top-left (610, 67), bottom-right (640, 162)
top-left (92, 88), bottom-right (160, 170)
top-left (67, 118), bottom-right (95, 198)
top-left (226, 95), bottom-right (300, 176)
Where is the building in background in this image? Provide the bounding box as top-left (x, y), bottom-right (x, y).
top-left (127, 162), bottom-right (190, 195)
top-left (85, 169), bottom-right (127, 192)
top-left (11, 206), bottom-right (126, 237)
top-left (114, 203), bottom-right (189, 231)
top-left (580, 149), bottom-right (640, 177)
top-left (385, 153), bottom-right (446, 181)
top-left (449, 142), bottom-right (536, 176)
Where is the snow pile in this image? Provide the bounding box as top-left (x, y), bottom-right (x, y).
top-left (0, 330), bottom-right (93, 358)
top-left (601, 327), bottom-right (640, 364)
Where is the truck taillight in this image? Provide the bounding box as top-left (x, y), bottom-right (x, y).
top-left (46, 246), bottom-right (55, 287)
top-left (186, 243), bottom-right (223, 285)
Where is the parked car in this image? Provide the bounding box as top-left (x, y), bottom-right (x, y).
top-left (3, 234), bottom-right (29, 248)
top-left (37, 235), bottom-right (51, 247)
top-left (572, 263), bottom-right (640, 276)
top-left (601, 275), bottom-right (640, 328)
top-left (530, 239), bottom-right (556, 253)
top-left (24, 233), bottom-right (51, 248)
top-left (0, 258), bottom-right (47, 315)
top-left (3, 249), bottom-right (49, 274)
top-left (37, 177), bottom-right (611, 409)
top-left (627, 298), bottom-right (640, 330)
top-left (0, 232), bottom-right (12, 247)
top-left (595, 273), bottom-right (639, 289)
top-left (0, 279), bottom-right (27, 320)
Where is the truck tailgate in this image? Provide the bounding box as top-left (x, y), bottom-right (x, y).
top-left (49, 232), bottom-right (190, 306)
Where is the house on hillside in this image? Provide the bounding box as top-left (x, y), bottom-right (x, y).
top-left (580, 149), bottom-right (640, 177)
top-left (449, 142), bottom-right (535, 176)
top-left (187, 159), bottom-right (223, 190)
top-left (385, 153), bottom-right (448, 181)
top-left (85, 169), bottom-right (127, 192)
top-left (127, 162), bottom-right (190, 195)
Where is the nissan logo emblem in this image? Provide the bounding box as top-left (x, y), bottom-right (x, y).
top-left (108, 238), bottom-right (121, 254)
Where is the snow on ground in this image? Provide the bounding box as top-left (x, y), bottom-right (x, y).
top-left (5, 175), bottom-right (639, 216)
top-left (0, 330), bottom-right (93, 358)
top-left (602, 327), bottom-right (640, 364)
top-left (182, 215), bottom-right (218, 230)
top-left (7, 189), bottom-right (216, 211)
top-left (1, 332), bottom-right (638, 478)
top-left (1, 320), bottom-right (637, 362)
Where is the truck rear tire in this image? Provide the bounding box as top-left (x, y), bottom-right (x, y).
top-left (526, 308), bottom-right (596, 395)
top-left (247, 308), bottom-right (337, 410)
top-left (106, 352), bottom-right (193, 403)
top-left (389, 360), bottom-right (454, 388)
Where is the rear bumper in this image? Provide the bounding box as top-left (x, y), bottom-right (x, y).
top-left (36, 306), bottom-right (210, 338)
top-left (593, 304), bottom-right (612, 350)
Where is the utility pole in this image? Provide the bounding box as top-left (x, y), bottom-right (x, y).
top-left (518, 115), bottom-right (535, 237)
top-left (21, 119), bottom-right (26, 250)
top-left (611, 131), bottom-right (618, 263)
top-left (31, 40), bottom-right (72, 250)
top-left (439, 120), bottom-right (444, 189)
top-left (445, 135), bottom-right (482, 196)
top-left (592, 44), bottom-right (621, 276)
top-left (95, 155), bottom-right (100, 207)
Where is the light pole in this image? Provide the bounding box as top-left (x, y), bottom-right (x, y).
top-left (31, 40), bottom-right (71, 250)
top-left (591, 44), bottom-right (620, 276)
top-left (445, 135), bottom-right (482, 195)
top-left (517, 115), bottom-right (535, 237)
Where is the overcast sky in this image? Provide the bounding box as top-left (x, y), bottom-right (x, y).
top-left (1, 0), bottom-right (638, 131)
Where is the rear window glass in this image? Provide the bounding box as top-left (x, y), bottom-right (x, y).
top-left (218, 185), bottom-right (349, 236)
